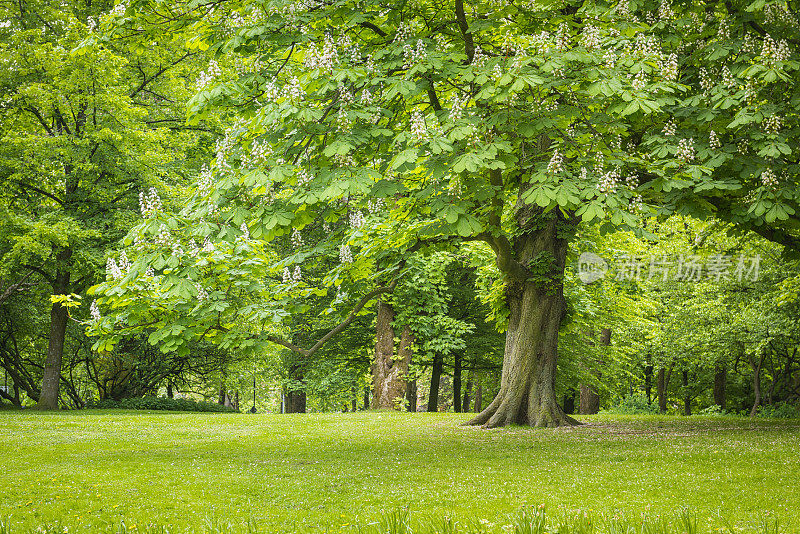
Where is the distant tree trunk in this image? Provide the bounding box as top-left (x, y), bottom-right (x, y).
top-left (428, 353), bottom-right (443, 412)
top-left (233, 391), bottom-right (239, 411)
top-left (363, 387), bottom-right (370, 410)
top-left (644, 365), bottom-right (653, 404)
top-left (474, 384), bottom-right (483, 413)
top-left (166, 383), bottom-right (174, 399)
top-left (453, 352), bottom-right (462, 412)
top-left (372, 302), bottom-right (414, 409)
top-left (579, 384), bottom-right (600, 414)
top-left (713, 366), bottom-right (727, 410)
top-left (562, 388), bottom-right (575, 414)
top-left (749, 349), bottom-right (766, 418)
top-left (35, 255), bottom-right (72, 410)
top-left (218, 384), bottom-right (226, 405)
top-left (657, 366), bottom-right (672, 413)
top-left (351, 387), bottom-right (357, 412)
top-left (682, 370), bottom-right (691, 416)
top-left (462, 371), bottom-right (473, 413)
top-left (405, 380), bottom-right (417, 412)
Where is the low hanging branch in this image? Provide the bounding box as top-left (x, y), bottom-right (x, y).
top-left (265, 279), bottom-right (399, 357)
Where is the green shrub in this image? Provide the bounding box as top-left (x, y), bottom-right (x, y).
top-left (86, 396), bottom-right (238, 413)
top-left (698, 404), bottom-right (727, 416)
top-left (603, 393), bottom-right (659, 415)
top-left (756, 402), bottom-right (800, 419)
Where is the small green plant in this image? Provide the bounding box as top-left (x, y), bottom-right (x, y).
top-left (698, 405), bottom-right (727, 416)
top-left (756, 402), bottom-right (799, 419)
top-left (87, 396), bottom-right (238, 413)
top-left (603, 394), bottom-right (659, 415)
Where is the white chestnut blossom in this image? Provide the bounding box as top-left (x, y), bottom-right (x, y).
top-left (106, 258), bottom-right (122, 280)
top-left (763, 115), bottom-right (783, 135)
top-left (547, 149), bottom-right (564, 175)
top-left (339, 243), bottom-right (353, 264)
top-left (709, 130), bottom-right (721, 149)
top-left (410, 110), bottom-right (427, 141)
top-left (291, 228), bottom-right (304, 248)
top-left (676, 138), bottom-right (695, 162)
top-left (349, 210), bottom-right (365, 229)
top-left (240, 223), bottom-right (250, 240)
top-left (761, 168), bottom-right (779, 187)
top-left (90, 300), bottom-right (101, 321)
top-left (662, 118), bottom-right (677, 136)
top-left (139, 188), bottom-right (163, 218)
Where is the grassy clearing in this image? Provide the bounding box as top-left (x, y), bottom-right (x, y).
top-left (0, 411), bottom-right (797, 532)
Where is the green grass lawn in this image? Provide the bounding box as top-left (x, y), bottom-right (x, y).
top-left (0, 410), bottom-right (798, 532)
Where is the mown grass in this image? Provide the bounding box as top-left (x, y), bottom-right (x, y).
top-left (0, 411), bottom-right (797, 532)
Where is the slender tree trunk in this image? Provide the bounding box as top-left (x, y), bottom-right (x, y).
top-left (467, 215), bottom-right (580, 428)
top-left (682, 370), bottom-right (691, 416)
top-left (474, 384), bottom-right (482, 413)
top-left (363, 387), bottom-right (370, 410)
top-left (372, 303), bottom-right (414, 409)
top-left (713, 365), bottom-right (727, 410)
top-left (233, 391), bottom-right (239, 411)
top-left (657, 366), bottom-right (672, 413)
top-left (749, 351), bottom-right (765, 418)
top-left (428, 353), bottom-right (443, 412)
top-left (453, 352), bottom-right (462, 412)
top-left (644, 365), bottom-right (653, 404)
top-left (462, 371), bottom-right (473, 413)
top-left (286, 389), bottom-right (306, 413)
top-left (405, 379), bottom-right (417, 412)
top-left (35, 256), bottom-right (72, 410)
top-left (218, 384), bottom-right (226, 405)
top-left (166, 383), bottom-right (174, 399)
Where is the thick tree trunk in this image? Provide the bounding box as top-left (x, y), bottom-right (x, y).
top-left (467, 215), bottom-right (579, 428)
top-left (474, 384), bottom-right (482, 413)
top-left (372, 302), bottom-right (414, 409)
top-left (286, 390), bottom-right (306, 413)
top-left (713, 365), bottom-right (726, 410)
top-left (405, 379), bottom-right (417, 412)
top-left (35, 260), bottom-right (72, 411)
top-left (428, 353), bottom-right (443, 412)
top-left (462, 371), bottom-right (473, 413)
top-left (453, 352), bottom-right (462, 412)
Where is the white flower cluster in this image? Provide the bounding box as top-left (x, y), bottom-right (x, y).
top-left (196, 60), bottom-right (221, 90)
top-left (247, 140), bottom-right (271, 168)
top-left (699, 67), bottom-right (713, 92)
top-left (339, 243), bottom-right (353, 264)
top-left (139, 188), bottom-right (163, 218)
top-left (630, 195), bottom-right (644, 211)
top-left (761, 168), bottom-right (779, 187)
top-left (394, 22), bottom-right (411, 43)
top-left (676, 138), bottom-right (695, 162)
top-left (597, 167), bottom-right (621, 194)
top-left (662, 118), bottom-right (677, 136)
top-left (604, 51), bottom-right (617, 69)
top-left (215, 131), bottom-right (235, 174)
top-left (334, 153), bottom-right (356, 167)
top-left (403, 39), bottom-right (427, 69)
top-left (282, 266), bottom-right (302, 283)
top-left (765, 4), bottom-right (798, 28)
top-left (471, 46), bottom-right (487, 68)
top-left (581, 25), bottom-right (601, 50)
top-left (285, 77), bottom-right (304, 101)
top-left (625, 173), bottom-right (639, 188)
top-left (240, 223), bottom-right (250, 240)
top-left (349, 210), bottom-right (365, 229)
top-left (631, 71), bottom-right (648, 91)
top-left (291, 228), bottom-right (303, 248)
top-left (410, 110), bottom-right (427, 141)
top-left (761, 35), bottom-right (791, 65)
top-left (658, 0), bottom-right (674, 20)
top-left (296, 168), bottom-right (313, 187)
top-left (197, 166), bottom-right (214, 197)
top-left (722, 65), bottom-right (736, 88)
top-left (90, 300), bottom-right (101, 321)
top-left (763, 115), bottom-right (783, 135)
top-left (717, 19), bottom-right (730, 40)
top-left (194, 282), bottom-right (209, 301)
top-left (449, 93), bottom-right (469, 121)
top-left (467, 124), bottom-right (481, 148)
top-left (579, 167), bottom-right (588, 182)
top-left (367, 198), bottom-right (384, 214)
top-left (555, 24), bottom-right (570, 51)
top-left (547, 149), bottom-right (564, 175)
top-left (111, 2), bottom-right (126, 16)
top-left (87, 17), bottom-right (96, 31)
top-left (709, 130), bottom-right (721, 149)
top-left (106, 257), bottom-right (123, 280)
top-left (738, 140), bottom-right (748, 155)
top-left (202, 236), bottom-right (214, 253)
top-left (304, 33), bottom-right (339, 73)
